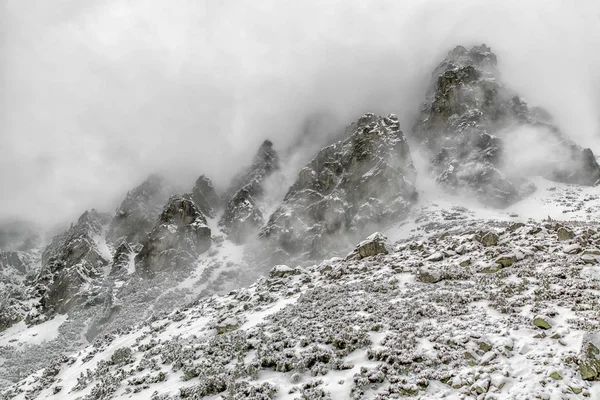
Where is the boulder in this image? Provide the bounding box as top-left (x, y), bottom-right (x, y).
top-left (135, 196), bottom-right (211, 277)
top-left (579, 333), bottom-right (600, 380)
top-left (346, 232), bottom-right (393, 261)
top-left (480, 231), bottom-right (499, 247)
top-left (557, 227), bottom-right (575, 241)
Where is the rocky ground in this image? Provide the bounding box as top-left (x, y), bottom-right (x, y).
top-left (2, 178), bottom-right (599, 400)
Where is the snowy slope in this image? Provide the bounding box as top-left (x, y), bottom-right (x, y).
top-left (3, 177), bottom-right (600, 399)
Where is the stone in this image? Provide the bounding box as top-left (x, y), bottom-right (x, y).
top-left (563, 243), bottom-right (581, 254)
top-left (579, 334), bottom-right (600, 380)
top-left (426, 251), bottom-right (444, 262)
top-left (346, 232), bottom-right (392, 261)
top-left (418, 267), bottom-right (444, 283)
top-left (581, 254), bottom-right (598, 265)
top-left (480, 231), bottom-right (499, 247)
top-left (557, 227), bottom-right (575, 241)
top-left (533, 316), bottom-right (552, 330)
top-left (495, 254), bottom-right (516, 267)
top-left (549, 371), bottom-right (562, 380)
top-left (269, 265), bottom-right (296, 278)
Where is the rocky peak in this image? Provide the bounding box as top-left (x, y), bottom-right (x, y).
top-left (35, 209), bottom-right (111, 315)
top-left (412, 44), bottom-right (600, 207)
top-left (135, 195), bottom-right (211, 277)
top-left (190, 175), bottom-right (220, 218)
top-left (259, 113), bottom-right (417, 264)
top-left (106, 174), bottom-right (180, 246)
top-left (219, 140), bottom-right (280, 244)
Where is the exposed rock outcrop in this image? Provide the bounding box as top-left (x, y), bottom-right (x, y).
top-left (106, 174), bottom-right (180, 246)
top-left (135, 196), bottom-right (211, 277)
top-left (219, 140), bottom-right (280, 244)
top-left (412, 44), bottom-right (600, 207)
top-left (34, 209), bottom-right (111, 315)
top-left (259, 113), bottom-right (417, 263)
top-left (190, 175), bottom-right (220, 218)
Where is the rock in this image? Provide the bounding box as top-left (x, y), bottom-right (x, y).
top-left (107, 174), bottom-right (180, 246)
top-left (579, 334), bottom-right (600, 380)
top-left (269, 265), bottom-right (296, 278)
top-left (190, 175), bottom-right (220, 218)
top-left (549, 371), bottom-right (562, 380)
top-left (109, 241), bottom-right (134, 275)
top-left (533, 316), bottom-right (552, 330)
top-left (557, 227), bottom-right (575, 241)
top-left (215, 317), bottom-right (240, 334)
top-left (260, 113), bottom-right (417, 263)
top-left (583, 248), bottom-right (600, 256)
top-left (563, 243), bottom-right (582, 254)
top-left (135, 196), bottom-right (211, 277)
top-left (219, 140), bottom-right (279, 244)
top-left (346, 232), bottom-right (392, 261)
top-left (581, 254), bottom-right (598, 265)
top-left (412, 44), bottom-right (600, 207)
top-left (508, 222), bottom-right (525, 232)
top-left (459, 258), bottom-right (471, 267)
top-left (480, 231), bottom-right (499, 247)
top-left (35, 209), bottom-right (112, 315)
top-left (495, 254), bottom-right (516, 267)
top-left (426, 251), bottom-right (444, 262)
top-left (418, 267), bottom-right (444, 284)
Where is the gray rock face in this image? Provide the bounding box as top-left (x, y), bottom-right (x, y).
top-left (219, 140), bottom-right (280, 244)
top-left (106, 174), bottom-right (180, 246)
top-left (191, 175), bottom-right (220, 218)
top-left (260, 113), bottom-right (417, 263)
top-left (0, 251), bottom-right (29, 274)
top-left (135, 196), bottom-right (211, 277)
top-left (412, 45), bottom-right (600, 207)
top-left (109, 241), bottom-right (135, 276)
top-left (35, 209), bottom-right (111, 315)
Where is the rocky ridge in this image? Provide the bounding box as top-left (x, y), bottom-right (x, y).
top-left (259, 113), bottom-right (417, 264)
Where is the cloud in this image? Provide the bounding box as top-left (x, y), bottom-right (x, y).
top-left (1, 0), bottom-right (599, 225)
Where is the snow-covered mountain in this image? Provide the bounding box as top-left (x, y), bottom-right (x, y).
top-left (1, 45), bottom-right (599, 399)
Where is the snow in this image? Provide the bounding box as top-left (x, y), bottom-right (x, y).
top-left (0, 314), bottom-right (67, 347)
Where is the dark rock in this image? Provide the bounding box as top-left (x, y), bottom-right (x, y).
top-left (219, 140), bottom-right (280, 244)
top-left (109, 241), bottom-right (134, 276)
top-left (579, 333), bottom-right (600, 380)
top-left (346, 232), bottom-right (392, 261)
top-left (135, 196), bottom-right (211, 277)
top-left (35, 209), bottom-right (112, 315)
top-left (557, 226), bottom-right (575, 241)
top-left (106, 174), bottom-right (180, 246)
top-left (412, 44), bottom-right (600, 207)
top-left (190, 175), bottom-right (220, 218)
top-left (260, 113), bottom-right (417, 263)
top-left (479, 231), bottom-right (499, 247)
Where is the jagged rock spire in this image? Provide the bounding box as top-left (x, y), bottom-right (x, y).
top-left (259, 113), bottom-right (417, 264)
top-left (219, 139), bottom-right (280, 244)
top-left (412, 44), bottom-right (600, 207)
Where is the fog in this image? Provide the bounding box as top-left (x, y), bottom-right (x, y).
top-left (1, 0), bottom-right (599, 226)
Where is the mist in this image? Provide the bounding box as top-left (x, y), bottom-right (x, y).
top-left (2, 0), bottom-right (599, 227)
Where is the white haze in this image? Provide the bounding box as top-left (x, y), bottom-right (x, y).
top-left (1, 0), bottom-right (599, 226)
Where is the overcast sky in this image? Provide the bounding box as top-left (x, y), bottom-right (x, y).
top-left (1, 0), bottom-right (599, 226)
